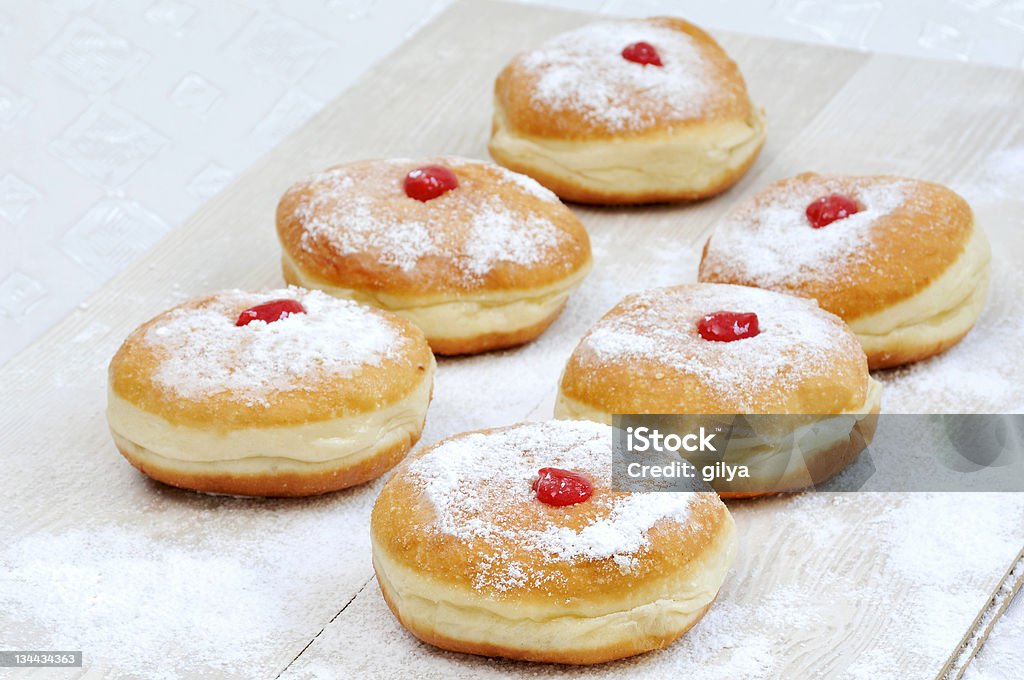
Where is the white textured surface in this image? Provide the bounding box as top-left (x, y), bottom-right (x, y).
top-left (2, 0), bottom-right (1023, 676)
top-left (2, 0), bottom-right (453, 361)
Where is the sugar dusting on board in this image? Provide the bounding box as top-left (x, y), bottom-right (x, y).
top-left (960, 558), bottom-right (1024, 680)
top-left (290, 157), bottom-right (574, 282)
top-left (847, 493), bottom-right (1024, 676)
top-left (517, 20), bottom-right (716, 130)
top-left (5, 138), bottom-right (1024, 680)
top-left (279, 176), bottom-right (1024, 677)
top-left (0, 488), bottom-right (382, 680)
top-left (280, 491), bottom-right (1024, 680)
top-left (142, 287), bottom-right (406, 405)
top-left (700, 176), bottom-right (909, 289)
top-left (877, 252), bottom-right (1024, 412)
top-left (982, 147), bottom-right (1024, 196)
top-left (406, 420), bottom-right (699, 591)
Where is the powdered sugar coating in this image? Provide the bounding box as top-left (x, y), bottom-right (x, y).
top-left (570, 284), bottom-right (865, 412)
top-left (143, 288), bottom-right (405, 405)
top-left (701, 176), bottom-right (910, 289)
top-left (405, 420), bottom-right (699, 590)
top-left (489, 162), bottom-right (560, 202)
top-left (287, 157), bottom-right (573, 283)
top-left (515, 20), bottom-right (716, 131)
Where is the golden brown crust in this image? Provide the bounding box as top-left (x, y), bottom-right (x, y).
top-left (559, 284), bottom-right (871, 416)
top-left (370, 420), bottom-right (735, 663)
top-left (494, 17), bottom-right (756, 140)
top-left (108, 291), bottom-right (434, 429)
top-left (116, 432), bottom-right (420, 497)
top-left (698, 173), bottom-right (976, 322)
top-left (276, 157), bottom-right (592, 297)
top-left (371, 425), bottom-right (731, 604)
top-left (865, 328), bottom-right (971, 370)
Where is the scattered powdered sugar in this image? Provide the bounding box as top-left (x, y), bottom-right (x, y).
top-left (461, 205), bottom-right (562, 277)
top-left (878, 252), bottom-right (1024, 413)
top-left (280, 492), bottom-right (1024, 680)
top-left (526, 492), bottom-right (695, 571)
top-left (0, 490), bottom-right (381, 680)
top-left (518, 21), bottom-right (715, 130)
top-left (145, 287), bottom-right (404, 404)
top-left (406, 420), bottom-right (697, 589)
top-left (584, 325), bottom-right (662, 359)
top-left (701, 177), bottom-right (909, 289)
top-left (864, 494), bottom-right (1024, 671)
top-left (305, 191), bottom-right (437, 272)
top-left (296, 172), bottom-right (437, 272)
top-left (952, 146), bottom-right (1024, 212)
top-left (577, 284), bottom-right (854, 411)
top-left (912, 521), bottom-right (1024, 679)
top-left (9, 140), bottom-right (1023, 677)
top-left (489, 162), bottom-right (560, 202)
top-left (872, 494), bottom-right (1021, 589)
top-left (979, 146), bottom-right (1024, 200)
top-left (960, 558), bottom-right (1024, 680)
top-left (291, 157), bottom-right (570, 281)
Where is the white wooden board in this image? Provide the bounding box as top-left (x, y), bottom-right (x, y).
top-left (2, 1), bottom-right (1023, 678)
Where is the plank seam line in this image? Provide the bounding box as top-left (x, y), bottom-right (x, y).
top-left (274, 574), bottom-right (376, 679)
top-left (941, 547), bottom-right (1024, 680)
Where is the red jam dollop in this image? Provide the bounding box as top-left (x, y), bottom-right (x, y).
top-left (805, 194), bottom-right (860, 228)
top-left (697, 311), bottom-right (760, 342)
top-left (236, 299), bottom-right (306, 326)
top-left (403, 165), bottom-right (458, 202)
top-left (621, 41), bottom-right (663, 66)
top-left (532, 467), bottom-right (593, 506)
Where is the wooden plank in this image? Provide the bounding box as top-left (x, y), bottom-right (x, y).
top-left (942, 553), bottom-right (1024, 680)
top-left (0, 1), bottom-right (1021, 678)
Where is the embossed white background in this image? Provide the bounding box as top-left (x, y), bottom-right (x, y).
top-left (2, 0), bottom-right (1022, 675)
